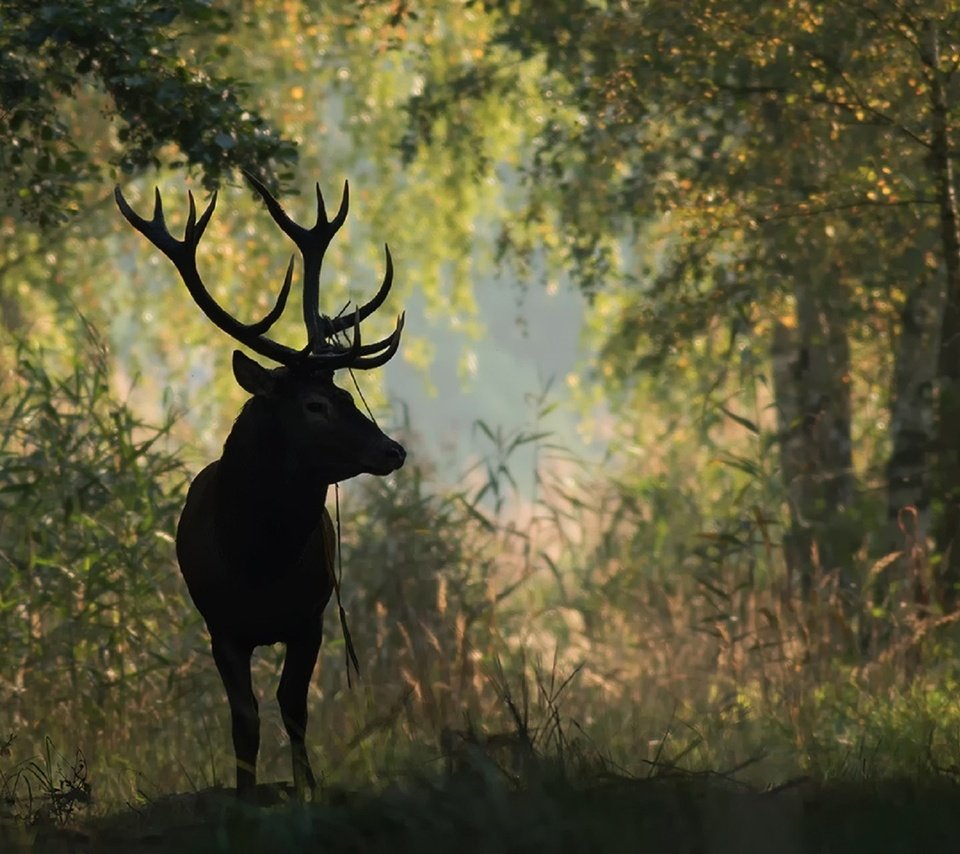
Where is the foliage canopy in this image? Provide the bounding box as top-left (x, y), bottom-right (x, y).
top-left (0, 0), bottom-right (298, 226)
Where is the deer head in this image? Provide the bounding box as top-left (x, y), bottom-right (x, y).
top-left (114, 172), bottom-right (406, 482)
top-left (229, 349), bottom-right (405, 481)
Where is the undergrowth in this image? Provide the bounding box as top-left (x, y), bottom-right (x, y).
top-left (2, 334), bottom-right (960, 836)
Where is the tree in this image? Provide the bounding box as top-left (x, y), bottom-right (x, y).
top-left (0, 0), bottom-right (298, 228)
top-left (384, 0), bottom-right (960, 613)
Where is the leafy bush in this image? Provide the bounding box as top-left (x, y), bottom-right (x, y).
top-left (0, 329), bottom-right (214, 799)
top-left (4, 330), bottom-right (960, 817)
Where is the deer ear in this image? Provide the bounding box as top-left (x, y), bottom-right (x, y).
top-left (232, 350), bottom-right (276, 396)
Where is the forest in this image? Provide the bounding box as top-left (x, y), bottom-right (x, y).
top-left (4, 0), bottom-right (960, 849)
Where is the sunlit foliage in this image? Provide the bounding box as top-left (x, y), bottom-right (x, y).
top-left (4, 1), bottom-right (960, 837)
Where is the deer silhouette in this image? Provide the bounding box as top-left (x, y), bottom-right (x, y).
top-left (115, 172), bottom-right (406, 800)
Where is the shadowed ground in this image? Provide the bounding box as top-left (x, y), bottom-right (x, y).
top-left (5, 771), bottom-right (960, 853)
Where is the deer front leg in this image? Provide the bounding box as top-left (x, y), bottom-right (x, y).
top-left (277, 632), bottom-right (322, 798)
top-left (211, 635), bottom-right (259, 800)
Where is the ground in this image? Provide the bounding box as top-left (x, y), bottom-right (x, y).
top-left (4, 772), bottom-right (960, 853)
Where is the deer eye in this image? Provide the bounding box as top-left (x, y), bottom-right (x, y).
top-left (305, 400), bottom-right (329, 416)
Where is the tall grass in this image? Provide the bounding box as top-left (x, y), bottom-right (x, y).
top-left (2, 337), bottom-right (960, 826)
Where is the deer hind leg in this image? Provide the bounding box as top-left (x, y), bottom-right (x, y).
top-left (277, 632), bottom-right (322, 798)
top-left (211, 635), bottom-right (259, 800)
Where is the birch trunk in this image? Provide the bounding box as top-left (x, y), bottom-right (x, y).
top-left (925, 21), bottom-right (960, 609)
top-left (883, 273), bottom-right (940, 604)
top-left (772, 274), bottom-right (856, 602)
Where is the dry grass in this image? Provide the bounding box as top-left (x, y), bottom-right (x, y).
top-left (4, 341), bottom-right (960, 846)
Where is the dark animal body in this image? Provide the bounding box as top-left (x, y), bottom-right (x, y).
top-left (116, 173), bottom-right (406, 799)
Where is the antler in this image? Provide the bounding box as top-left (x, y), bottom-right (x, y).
top-left (115, 176), bottom-right (404, 370)
top-left (240, 172), bottom-right (404, 368)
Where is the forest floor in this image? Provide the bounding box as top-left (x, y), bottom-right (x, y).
top-left (3, 769), bottom-right (960, 853)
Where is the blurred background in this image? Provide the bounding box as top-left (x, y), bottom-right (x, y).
top-left (3, 0), bottom-right (960, 812)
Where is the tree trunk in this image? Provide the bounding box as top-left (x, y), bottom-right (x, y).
top-left (925, 21), bottom-right (960, 610)
top-left (884, 274), bottom-right (940, 587)
top-left (860, 271), bottom-right (942, 654)
top-left (772, 272), bottom-right (857, 603)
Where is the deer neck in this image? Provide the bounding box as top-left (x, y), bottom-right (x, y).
top-left (216, 399), bottom-right (330, 572)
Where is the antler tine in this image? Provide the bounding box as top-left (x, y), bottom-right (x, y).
top-left (152, 187), bottom-right (165, 225)
top-left (350, 312), bottom-right (405, 357)
top-left (349, 312), bottom-right (405, 370)
top-left (328, 244), bottom-right (394, 335)
top-left (114, 185), bottom-right (299, 364)
top-left (241, 170), bottom-right (303, 237)
top-left (318, 311), bottom-right (404, 369)
top-left (247, 256), bottom-right (295, 336)
top-left (115, 185), bottom-right (166, 248)
top-left (307, 307), bottom-right (366, 370)
top-left (316, 179), bottom-right (349, 229)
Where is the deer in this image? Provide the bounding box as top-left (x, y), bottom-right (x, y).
top-left (114, 172), bottom-right (406, 801)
